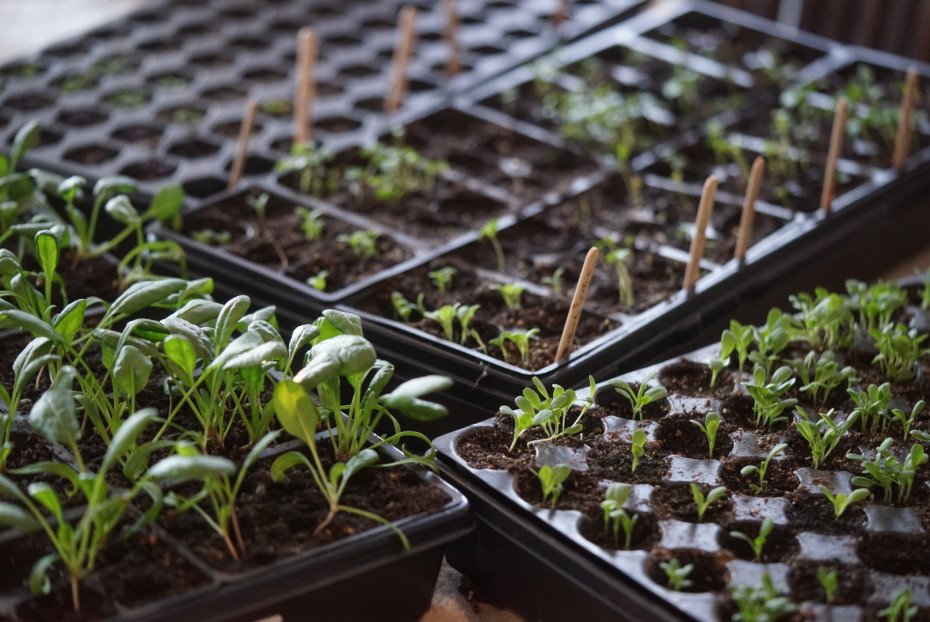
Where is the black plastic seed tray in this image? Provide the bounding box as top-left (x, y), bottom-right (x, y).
top-left (0, 0), bottom-right (645, 200)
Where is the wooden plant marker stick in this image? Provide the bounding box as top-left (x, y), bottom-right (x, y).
top-left (819, 97), bottom-right (848, 215)
top-left (227, 99), bottom-right (258, 191)
top-left (555, 247), bottom-right (599, 363)
top-left (683, 176), bottom-right (718, 293)
top-left (385, 6), bottom-right (418, 113)
top-left (293, 27), bottom-right (317, 146)
top-left (893, 67), bottom-right (920, 171)
top-left (443, 0), bottom-right (461, 76)
top-left (734, 156), bottom-right (765, 264)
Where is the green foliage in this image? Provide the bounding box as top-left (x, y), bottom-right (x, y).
top-left (870, 323), bottom-right (928, 381)
top-left (817, 567), bottom-right (838, 604)
top-left (345, 133), bottom-right (447, 201)
top-left (609, 373), bottom-right (668, 420)
top-left (729, 517), bottom-right (774, 562)
top-left (428, 266), bottom-right (456, 293)
top-left (598, 238), bottom-right (634, 308)
top-left (490, 328), bottom-right (539, 366)
top-left (846, 280), bottom-right (907, 333)
top-left (660, 558), bottom-right (694, 592)
top-left (792, 350), bottom-right (856, 407)
top-left (275, 142), bottom-right (335, 195)
top-left (245, 192), bottom-right (269, 221)
top-left (790, 289), bottom-right (853, 350)
top-left (600, 483), bottom-right (637, 549)
top-left (878, 587), bottom-right (918, 622)
top-left (630, 428), bottom-right (647, 473)
top-left (794, 407), bottom-right (856, 469)
top-left (535, 464), bottom-right (571, 509)
top-left (691, 411), bottom-right (720, 458)
top-left (740, 443), bottom-right (787, 494)
top-left (690, 484), bottom-right (727, 522)
top-left (818, 485), bottom-right (870, 519)
top-left (848, 438), bottom-right (927, 504)
top-left (192, 229), bottom-right (232, 246)
top-left (491, 282), bottom-right (524, 311)
top-left (730, 573), bottom-right (796, 622)
top-left (848, 383), bottom-right (893, 435)
top-left (306, 270), bottom-right (328, 291)
top-left (296, 206), bottom-right (325, 239)
top-left (541, 267), bottom-right (565, 295)
top-left (337, 230), bottom-right (380, 259)
top-left (720, 320), bottom-right (754, 377)
top-left (892, 400), bottom-right (925, 441)
top-left (744, 366), bottom-right (797, 428)
top-left (478, 219), bottom-right (506, 272)
top-left (500, 376), bottom-right (595, 451)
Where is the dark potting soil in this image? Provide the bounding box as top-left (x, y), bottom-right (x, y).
top-left (643, 548), bottom-right (730, 593)
top-left (650, 483), bottom-right (734, 524)
top-left (787, 560), bottom-right (871, 606)
top-left (182, 191), bottom-right (413, 292)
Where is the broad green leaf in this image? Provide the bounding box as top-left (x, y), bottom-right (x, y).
top-left (288, 324), bottom-right (320, 360)
top-left (0, 502), bottom-right (40, 531)
top-left (143, 184), bottom-right (184, 222)
top-left (34, 231), bottom-right (59, 279)
top-left (51, 299), bottom-right (86, 342)
top-left (221, 340), bottom-right (286, 370)
top-left (214, 295), bottom-right (251, 351)
top-left (270, 450), bottom-right (312, 482)
top-left (11, 120), bottom-right (41, 169)
top-left (146, 455), bottom-right (236, 481)
top-left (28, 553), bottom-right (58, 595)
top-left (113, 345), bottom-right (152, 398)
top-left (102, 408), bottom-right (158, 472)
top-left (384, 375), bottom-right (453, 399)
top-left (28, 366), bottom-right (79, 446)
top-left (92, 328), bottom-right (159, 358)
top-left (0, 310), bottom-right (61, 343)
top-left (105, 195), bottom-right (140, 226)
top-left (0, 248), bottom-right (21, 275)
top-left (207, 330), bottom-right (263, 371)
top-left (162, 317), bottom-right (211, 358)
top-left (93, 176), bottom-right (135, 203)
top-left (101, 278), bottom-right (186, 326)
top-left (163, 335), bottom-right (197, 385)
top-left (272, 380), bottom-right (319, 445)
top-left (57, 175), bottom-right (85, 202)
top-left (26, 483), bottom-right (62, 521)
top-left (168, 299), bottom-right (223, 325)
top-left (294, 334), bottom-right (376, 388)
top-left (318, 309), bottom-right (363, 339)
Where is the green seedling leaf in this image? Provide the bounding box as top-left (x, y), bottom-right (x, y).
top-left (27, 482), bottom-right (62, 521)
top-left (93, 176), bottom-right (136, 203)
top-left (214, 295), bottom-right (251, 352)
top-left (163, 335), bottom-right (197, 386)
top-left (147, 455), bottom-right (236, 481)
top-left (272, 380), bottom-right (320, 445)
top-left (295, 334), bottom-right (376, 387)
top-left (102, 408), bottom-right (158, 472)
top-left (102, 278), bottom-right (186, 326)
top-left (113, 345), bottom-right (153, 398)
top-left (51, 299), bottom-right (86, 342)
top-left (221, 340), bottom-right (286, 371)
top-left (0, 310), bottom-right (61, 343)
top-left (11, 120), bottom-right (41, 169)
top-left (28, 553), bottom-right (57, 596)
top-left (270, 451), bottom-right (312, 482)
top-left (28, 366), bottom-right (79, 446)
top-left (34, 231), bottom-right (59, 279)
top-left (143, 184), bottom-right (184, 222)
top-left (168, 299), bottom-right (223, 325)
top-left (0, 502), bottom-right (40, 532)
top-left (104, 195), bottom-right (140, 226)
top-left (288, 324), bottom-right (320, 360)
top-left (320, 309), bottom-right (363, 337)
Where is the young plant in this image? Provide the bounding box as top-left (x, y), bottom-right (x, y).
top-left (192, 229), bottom-right (232, 246)
top-left (740, 443), bottom-right (787, 494)
top-left (720, 320), bottom-right (754, 377)
top-left (792, 350), bottom-right (856, 407)
top-left (296, 206), bottom-right (325, 239)
top-left (535, 464), bottom-right (571, 509)
top-left (337, 230), bottom-right (380, 259)
top-left (500, 376), bottom-right (596, 451)
top-left (660, 558), bottom-right (694, 592)
top-left (817, 567), bottom-right (838, 605)
top-left (846, 280), bottom-right (907, 333)
top-left (491, 282), bottom-right (524, 311)
top-left (690, 484), bottom-right (727, 522)
top-left (601, 245), bottom-right (634, 308)
top-left (892, 400), bottom-right (926, 441)
top-left (818, 485), bottom-right (870, 519)
top-left (478, 219), bottom-right (505, 272)
top-left (690, 411), bottom-right (720, 458)
top-left (794, 407), bottom-right (856, 469)
top-left (708, 358), bottom-right (724, 388)
top-left (345, 134), bottom-right (447, 201)
top-left (630, 428), bottom-right (647, 473)
top-left (428, 266), bottom-right (456, 293)
top-left (246, 192), bottom-right (269, 221)
top-left (730, 573), bottom-right (796, 622)
top-left (275, 142), bottom-right (334, 195)
top-left (610, 373), bottom-right (668, 420)
top-left (729, 517), bottom-right (774, 562)
top-left (870, 323), bottom-right (928, 381)
top-left (705, 119), bottom-right (750, 179)
top-left (748, 309), bottom-right (792, 376)
top-left (848, 382), bottom-right (893, 435)
top-left (600, 483), bottom-right (637, 549)
top-left (790, 289), bottom-right (853, 350)
top-left (878, 587), bottom-right (917, 622)
top-left (848, 438), bottom-right (927, 504)
top-left (744, 366), bottom-right (797, 428)
top-left (306, 270), bottom-right (328, 291)
top-left (490, 328), bottom-right (539, 366)
top-left (541, 267), bottom-right (565, 295)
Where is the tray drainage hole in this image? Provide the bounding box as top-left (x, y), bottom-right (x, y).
top-left (104, 88), bottom-right (151, 109)
top-left (64, 145), bottom-right (119, 165)
top-left (408, 78), bottom-right (435, 93)
top-left (159, 105), bottom-right (207, 125)
top-left (121, 158), bottom-right (178, 181)
top-left (149, 71), bottom-right (193, 91)
top-left (137, 37), bottom-right (181, 53)
top-left (644, 548), bottom-right (729, 593)
top-left (316, 116), bottom-right (361, 134)
top-left (182, 176), bottom-right (226, 199)
top-left (243, 67), bottom-right (287, 83)
top-left (56, 108), bottom-right (107, 128)
top-left (169, 138), bottom-right (222, 160)
top-left (4, 91), bottom-right (54, 112)
top-left (718, 520), bottom-right (799, 563)
top-left (228, 36), bottom-right (268, 51)
top-left (177, 22), bottom-right (209, 37)
top-left (111, 124), bottom-right (164, 148)
top-left (323, 33), bottom-right (362, 47)
top-left (471, 44), bottom-right (505, 57)
top-left (342, 64), bottom-right (381, 78)
top-left (576, 510), bottom-right (661, 551)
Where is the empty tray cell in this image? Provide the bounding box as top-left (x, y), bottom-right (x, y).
top-left (213, 117), bottom-right (264, 139)
top-left (242, 66), bottom-right (288, 83)
top-left (168, 137), bottom-right (222, 160)
top-left (315, 115), bottom-right (361, 134)
top-left (201, 84), bottom-right (248, 103)
top-left (3, 90), bottom-right (55, 112)
top-left (63, 144), bottom-right (119, 165)
top-left (121, 157), bottom-right (179, 180)
top-left (158, 103), bottom-right (207, 125)
top-left (56, 107), bottom-right (108, 128)
top-left (104, 87), bottom-right (151, 109)
top-left (111, 123), bottom-right (164, 148)
top-left (53, 72), bottom-right (99, 94)
top-left (90, 55), bottom-right (141, 76)
top-left (189, 50), bottom-right (235, 69)
top-left (182, 176), bottom-right (226, 199)
top-left (148, 70), bottom-right (193, 92)
top-left (1, 60), bottom-right (46, 80)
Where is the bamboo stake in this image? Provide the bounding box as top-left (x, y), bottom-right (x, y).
top-left (443, 0), bottom-right (462, 76)
top-left (227, 99), bottom-right (258, 191)
top-left (683, 176), bottom-right (718, 292)
top-left (555, 247), bottom-right (599, 362)
top-left (293, 27), bottom-right (318, 147)
top-left (819, 97), bottom-right (848, 216)
top-left (385, 6), bottom-right (418, 113)
top-left (734, 156), bottom-right (765, 264)
top-left (893, 67), bottom-right (920, 171)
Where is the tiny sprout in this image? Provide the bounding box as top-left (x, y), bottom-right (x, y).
top-left (744, 366), bottom-right (797, 428)
top-left (708, 358), bottom-right (724, 388)
top-left (246, 192), bottom-right (270, 221)
top-left (541, 267), bottom-right (566, 295)
top-left (729, 573), bottom-right (796, 622)
top-left (535, 464), bottom-right (571, 509)
top-left (690, 484), bottom-right (727, 522)
top-left (478, 219), bottom-right (505, 272)
top-left (610, 373), bottom-right (668, 420)
top-left (492, 282), bottom-right (524, 311)
top-left (306, 270), bottom-right (328, 291)
top-left (794, 407), bottom-right (854, 470)
top-left (720, 320), bottom-right (754, 377)
top-left (817, 567), bottom-right (838, 604)
top-left (660, 558), bottom-right (694, 592)
top-left (601, 483), bottom-right (638, 549)
top-left (690, 411), bottom-right (720, 458)
top-left (878, 587), bottom-right (917, 622)
top-left (740, 443), bottom-right (787, 494)
top-left (601, 244), bottom-right (634, 308)
top-left (296, 206), bottom-right (325, 239)
top-left (630, 428), bottom-right (647, 473)
top-left (192, 229), bottom-right (232, 246)
top-left (428, 266), bottom-right (456, 293)
top-left (818, 485), bottom-right (869, 519)
top-left (490, 328), bottom-right (540, 366)
top-left (391, 291), bottom-right (417, 322)
top-left (892, 400), bottom-right (926, 441)
top-left (338, 230), bottom-right (380, 259)
top-left (729, 517), bottom-right (774, 562)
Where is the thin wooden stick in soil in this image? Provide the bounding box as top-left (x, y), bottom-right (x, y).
top-left (443, 0), bottom-right (462, 76)
top-left (293, 27), bottom-right (318, 146)
top-left (735, 156), bottom-right (765, 263)
top-left (385, 6), bottom-right (418, 113)
top-left (683, 175), bottom-right (717, 292)
top-left (556, 246), bottom-right (599, 362)
top-left (893, 67), bottom-right (920, 171)
top-left (227, 99), bottom-right (258, 191)
top-left (819, 97), bottom-right (848, 215)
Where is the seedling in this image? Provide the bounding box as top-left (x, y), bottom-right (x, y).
top-left (535, 464), bottom-right (571, 509)
top-left (705, 119), bottom-right (750, 180)
top-left (610, 373), bottom-right (668, 420)
top-left (491, 282), bottom-right (524, 311)
top-left (490, 328), bottom-right (539, 366)
top-left (602, 246), bottom-right (634, 308)
top-left (720, 320), bottom-right (754, 377)
top-left (660, 558), bottom-right (694, 592)
top-left (848, 438), bottom-right (927, 504)
top-left (870, 323), bottom-right (928, 381)
top-left (744, 366), bottom-right (797, 428)
top-left (878, 587), bottom-right (918, 622)
top-left (478, 219), bottom-right (505, 272)
top-left (892, 400), bottom-right (926, 441)
top-left (729, 573), bottom-right (796, 622)
top-left (690, 484), bottom-right (727, 522)
top-left (690, 411), bottom-right (720, 458)
top-left (246, 191), bottom-right (270, 221)
top-left (794, 407), bottom-right (856, 469)
top-left (428, 266), bottom-right (456, 293)
top-left (500, 376), bottom-right (595, 451)
top-left (818, 485), bottom-right (870, 519)
top-left (846, 280), bottom-right (907, 333)
top-left (817, 566), bottom-right (838, 604)
top-left (848, 383), bottom-right (893, 435)
top-left (729, 517), bottom-right (774, 562)
top-left (296, 206), bottom-right (325, 239)
top-left (306, 271), bottom-right (328, 291)
top-left (740, 443), bottom-right (787, 494)
top-left (789, 289), bottom-right (853, 350)
top-left (192, 229), bottom-right (232, 246)
top-left (747, 309), bottom-right (791, 376)
top-left (337, 230), bottom-right (380, 259)
top-left (630, 428), bottom-right (647, 473)
top-left (708, 359), bottom-right (724, 388)
top-left (541, 267), bottom-right (566, 295)
top-left (275, 142), bottom-right (334, 195)
top-left (345, 134), bottom-right (447, 201)
top-left (600, 483), bottom-right (637, 549)
top-left (391, 291), bottom-right (417, 322)
top-left (792, 350), bottom-right (856, 407)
